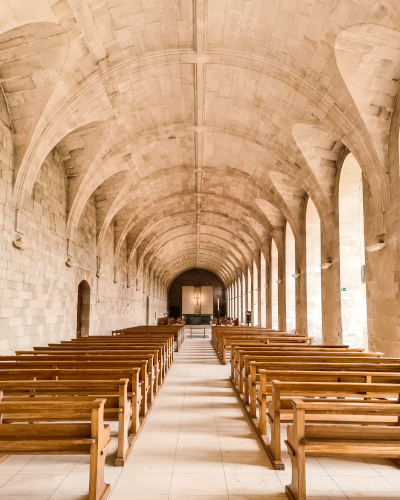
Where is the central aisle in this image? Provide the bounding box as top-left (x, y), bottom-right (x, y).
top-left (111, 337), bottom-right (285, 499)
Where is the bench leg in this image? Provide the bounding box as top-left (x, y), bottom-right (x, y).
top-left (89, 425), bottom-right (112, 500)
top-left (141, 381), bottom-right (148, 416)
top-left (267, 410), bottom-right (285, 470)
top-left (250, 383), bottom-right (257, 417)
top-left (285, 440), bottom-right (305, 500)
top-left (285, 412), bottom-right (306, 500)
top-left (131, 376), bottom-right (141, 434)
top-left (115, 406), bottom-right (130, 466)
top-left (259, 395), bottom-right (267, 435)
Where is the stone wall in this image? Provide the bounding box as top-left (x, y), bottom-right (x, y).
top-left (168, 269), bottom-right (226, 317)
top-left (0, 140), bottom-right (166, 354)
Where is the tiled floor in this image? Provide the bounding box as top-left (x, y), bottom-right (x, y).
top-left (1, 337), bottom-right (400, 499)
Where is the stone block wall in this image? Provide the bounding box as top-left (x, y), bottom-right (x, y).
top-left (0, 138), bottom-right (166, 354)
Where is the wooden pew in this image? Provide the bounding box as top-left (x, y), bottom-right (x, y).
top-left (213, 331), bottom-right (311, 364)
top-left (0, 367), bottom-right (144, 418)
top-left (230, 345), bottom-right (367, 383)
top-left (0, 357), bottom-right (151, 415)
top-left (58, 339), bottom-right (172, 373)
top-left (237, 350), bottom-right (385, 396)
top-left (284, 400), bottom-right (400, 500)
top-left (255, 369), bottom-right (400, 432)
top-left (18, 349), bottom-right (161, 393)
top-left (0, 399), bottom-right (112, 500)
top-left (87, 333), bottom-right (174, 363)
top-left (112, 327), bottom-right (184, 351)
top-left (247, 356), bottom-right (396, 409)
top-left (0, 379), bottom-right (134, 466)
top-left (267, 380), bottom-right (400, 469)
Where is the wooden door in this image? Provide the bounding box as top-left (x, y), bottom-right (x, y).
top-left (77, 283), bottom-right (83, 338)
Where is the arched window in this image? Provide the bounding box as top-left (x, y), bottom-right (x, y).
top-left (306, 198), bottom-right (322, 342)
top-left (253, 261), bottom-right (259, 326)
top-left (237, 277), bottom-right (242, 324)
top-left (339, 153), bottom-right (367, 348)
top-left (286, 223), bottom-right (296, 333)
top-left (247, 268), bottom-right (252, 324)
top-left (242, 272), bottom-right (246, 322)
top-left (260, 252), bottom-right (267, 328)
top-left (271, 239), bottom-right (279, 329)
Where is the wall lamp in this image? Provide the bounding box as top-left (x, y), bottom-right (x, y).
top-left (366, 242), bottom-right (386, 252)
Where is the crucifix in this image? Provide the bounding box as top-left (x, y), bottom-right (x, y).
top-left (195, 294), bottom-right (200, 305)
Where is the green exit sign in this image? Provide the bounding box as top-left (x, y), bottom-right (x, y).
top-left (341, 288), bottom-right (347, 291)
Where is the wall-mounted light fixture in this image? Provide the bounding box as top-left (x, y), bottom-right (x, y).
top-left (366, 242), bottom-right (386, 252)
top-left (277, 278), bottom-right (283, 284)
top-left (13, 238), bottom-right (33, 251)
top-left (321, 260), bottom-right (332, 270)
top-left (292, 271), bottom-right (301, 278)
top-left (66, 257), bottom-right (78, 267)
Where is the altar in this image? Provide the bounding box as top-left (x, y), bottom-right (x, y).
top-left (183, 314), bottom-right (212, 325)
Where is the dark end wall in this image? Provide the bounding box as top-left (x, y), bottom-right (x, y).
top-left (168, 269), bottom-right (226, 317)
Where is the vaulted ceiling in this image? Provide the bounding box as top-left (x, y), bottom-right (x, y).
top-left (1, 0), bottom-right (399, 289)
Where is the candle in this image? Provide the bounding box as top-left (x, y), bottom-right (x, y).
top-left (218, 299), bottom-right (219, 311)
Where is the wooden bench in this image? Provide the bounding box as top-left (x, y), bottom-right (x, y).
top-left (0, 399), bottom-right (112, 500)
top-left (0, 358), bottom-right (150, 415)
top-left (0, 379), bottom-right (135, 466)
top-left (238, 351), bottom-right (385, 396)
top-left (267, 380), bottom-right (400, 470)
top-left (0, 368), bottom-right (143, 421)
top-left (63, 337), bottom-right (174, 370)
top-left (247, 357), bottom-right (398, 411)
top-left (213, 332), bottom-right (311, 364)
top-left (59, 339), bottom-right (172, 374)
top-left (230, 344), bottom-right (365, 381)
top-left (112, 327), bottom-right (184, 351)
top-left (255, 369), bottom-right (400, 432)
top-left (55, 339), bottom-right (170, 366)
top-left (285, 400), bottom-right (400, 500)
top-left (17, 350), bottom-right (160, 396)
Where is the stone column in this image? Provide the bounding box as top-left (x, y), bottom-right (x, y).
top-left (275, 231), bottom-right (287, 332)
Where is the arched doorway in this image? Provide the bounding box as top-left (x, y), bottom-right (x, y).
top-left (77, 280), bottom-right (90, 338)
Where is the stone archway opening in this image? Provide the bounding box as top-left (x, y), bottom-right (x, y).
top-left (339, 154), bottom-right (368, 348)
top-left (77, 280), bottom-right (90, 338)
top-left (271, 239), bottom-right (279, 329)
top-left (306, 198), bottom-right (322, 343)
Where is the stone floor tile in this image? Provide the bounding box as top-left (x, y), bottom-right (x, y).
top-left (222, 456), bottom-right (275, 474)
top-left (173, 454), bottom-right (224, 473)
top-left (0, 474), bottom-right (65, 496)
top-left (121, 455), bottom-right (175, 474)
top-left (170, 473), bottom-right (228, 495)
top-left (225, 473), bottom-right (285, 496)
top-left (317, 457), bottom-right (380, 477)
top-left (112, 473), bottom-right (172, 495)
top-left (333, 475), bottom-right (400, 497)
top-left (364, 459), bottom-right (400, 477)
top-left (279, 474), bottom-right (346, 497)
top-left (0, 456), bottom-right (35, 475)
top-left (18, 455), bottom-right (80, 475)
